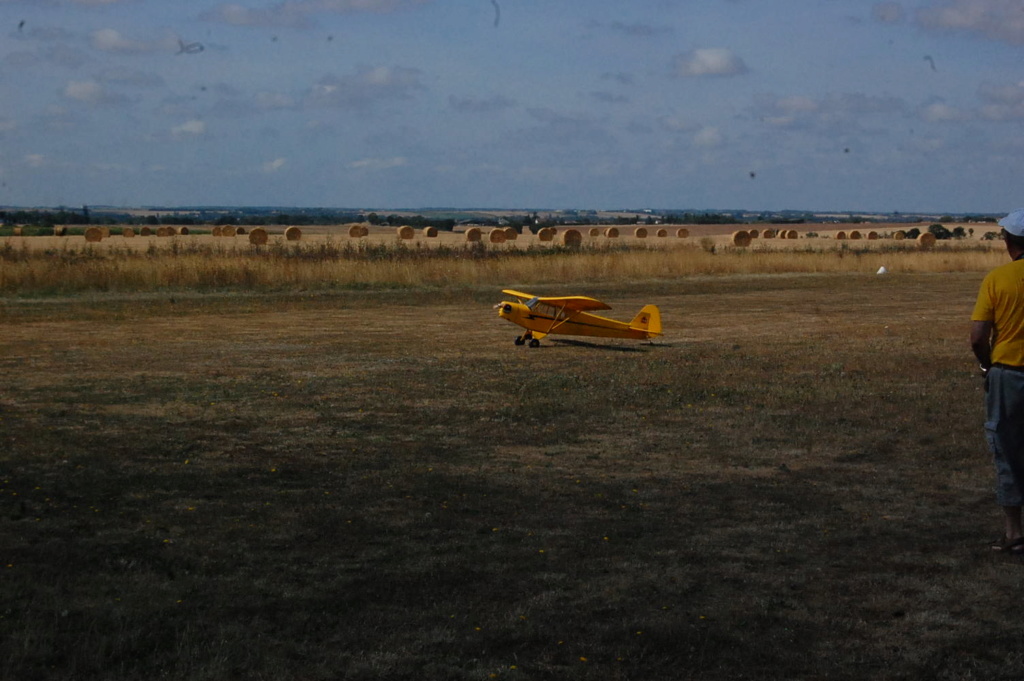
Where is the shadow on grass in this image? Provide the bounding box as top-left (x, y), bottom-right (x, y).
top-left (547, 338), bottom-right (651, 353)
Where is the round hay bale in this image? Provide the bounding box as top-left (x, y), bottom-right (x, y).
top-left (140, 226), bottom-right (152, 237)
top-left (589, 228), bottom-right (600, 237)
top-left (12, 226), bottom-right (22, 236)
top-left (786, 230), bottom-right (798, 239)
top-left (348, 223), bottom-right (367, 238)
top-left (867, 231), bottom-right (879, 240)
top-left (423, 226), bottom-right (438, 238)
top-left (732, 230), bottom-right (752, 247)
top-left (676, 228), bottom-right (690, 238)
top-left (657, 228), bottom-right (668, 237)
top-left (835, 231), bottom-right (847, 240)
top-left (747, 229), bottom-right (758, 239)
top-left (221, 225), bottom-right (237, 237)
top-left (211, 225), bottom-right (222, 237)
top-left (893, 230), bottom-right (906, 240)
top-left (249, 227), bottom-right (269, 246)
top-left (605, 227), bottom-right (620, 238)
top-left (917, 232), bottom-right (937, 248)
top-left (396, 225), bottom-right (415, 240)
top-left (849, 230), bottom-right (862, 240)
top-left (465, 227), bottom-right (482, 242)
top-left (285, 226), bottom-right (302, 241)
top-left (122, 228), bottom-right (135, 238)
top-left (156, 226), bottom-right (172, 237)
top-left (235, 227), bottom-right (246, 235)
top-left (84, 226), bottom-right (103, 242)
top-left (634, 227), bottom-right (648, 238)
top-left (53, 225), bottom-right (67, 236)
top-left (538, 227), bottom-right (556, 242)
top-left (562, 228), bottom-right (583, 247)
top-left (503, 227), bottom-right (518, 241)
top-left (761, 229), bottom-right (775, 239)
top-left (488, 228), bottom-right (507, 244)
top-left (179, 226), bottom-right (190, 236)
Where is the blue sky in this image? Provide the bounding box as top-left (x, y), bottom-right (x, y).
top-left (2, 0), bottom-right (1024, 213)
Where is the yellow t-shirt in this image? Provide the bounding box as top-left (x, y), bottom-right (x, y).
top-left (973, 259), bottom-right (1024, 366)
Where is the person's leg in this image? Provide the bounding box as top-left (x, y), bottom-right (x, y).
top-left (986, 368), bottom-right (1024, 547)
top-left (1003, 506), bottom-right (1023, 542)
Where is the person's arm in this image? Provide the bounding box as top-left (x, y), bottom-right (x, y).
top-left (971, 320), bottom-right (993, 371)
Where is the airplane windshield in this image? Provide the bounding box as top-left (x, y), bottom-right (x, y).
top-left (525, 297), bottom-right (540, 310)
top-left (534, 302), bottom-right (569, 320)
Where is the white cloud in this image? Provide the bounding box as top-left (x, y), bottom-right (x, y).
top-left (979, 81), bottom-right (1024, 105)
top-left (917, 0), bottom-right (1024, 45)
top-left (978, 81), bottom-right (1024, 120)
top-left (63, 79), bottom-right (125, 105)
top-left (90, 28), bottom-right (175, 54)
top-left (262, 158), bottom-right (287, 173)
top-left (349, 156), bottom-right (408, 171)
top-left (306, 66), bottom-right (424, 109)
top-left (172, 120), bottom-right (206, 137)
top-left (752, 92), bottom-right (906, 134)
top-left (203, 0), bottom-right (428, 28)
top-left (693, 126), bottom-right (723, 148)
top-left (672, 48), bottom-right (748, 77)
top-left (920, 101), bottom-right (969, 122)
top-left (203, 3), bottom-right (307, 28)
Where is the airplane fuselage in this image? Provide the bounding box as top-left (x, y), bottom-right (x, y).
top-left (498, 301), bottom-right (655, 340)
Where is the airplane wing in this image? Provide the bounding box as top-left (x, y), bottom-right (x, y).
top-left (501, 290), bottom-right (612, 312)
top-left (502, 289), bottom-right (537, 302)
top-left (536, 295), bottom-right (612, 312)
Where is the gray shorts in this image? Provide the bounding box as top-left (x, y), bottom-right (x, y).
top-left (985, 366), bottom-right (1024, 506)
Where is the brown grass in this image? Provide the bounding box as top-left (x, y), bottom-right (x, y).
top-left (0, 272), bottom-right (1016, 680)
top-left (0, 236), bottom-right (1009, 296)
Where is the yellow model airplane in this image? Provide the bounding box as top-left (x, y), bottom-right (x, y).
top-left (496, 289), bottom-right (662, 347)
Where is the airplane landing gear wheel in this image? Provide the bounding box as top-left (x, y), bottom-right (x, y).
top-left (514, 336), bottom-right (525, 346)
top-left (528, 338), bottom-right (541, 348)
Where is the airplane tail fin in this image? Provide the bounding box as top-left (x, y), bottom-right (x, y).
top-left (629, 305), bottom-right (662, 338)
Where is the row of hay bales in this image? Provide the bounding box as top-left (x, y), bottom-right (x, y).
top-left (75, 224), bottom-right (305, 243)
top-left (213, 225), bottom-right (302, 241)
top-left (729, 228), bottom-right (938, 248)
top-left (336, 224), bottom-right (694, 244)
top-left (834, 229), bottom-right (936, 247)
top-left (730, 229), bottom-right (801, 246)
top-left (454, 225), bottom-right (693, 244)
top-left (834, 230), bottom-right (883, 240)
top-left (83, 225), bottom-right (193, 242)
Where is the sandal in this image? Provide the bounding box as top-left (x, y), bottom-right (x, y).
top-left (989, 537), bottom-right (1024, 553)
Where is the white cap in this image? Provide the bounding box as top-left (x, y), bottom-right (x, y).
top-left (998, 209), bottom-right (1024, 237)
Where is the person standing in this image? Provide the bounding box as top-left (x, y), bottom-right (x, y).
top-left (972, 209), bottom-right (1024, 553)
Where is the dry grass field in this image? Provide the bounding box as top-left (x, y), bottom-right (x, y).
top-left (0, 226), bottom-right (1007, 296)
top-left (3, 264), bottom-right (1023, 680)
